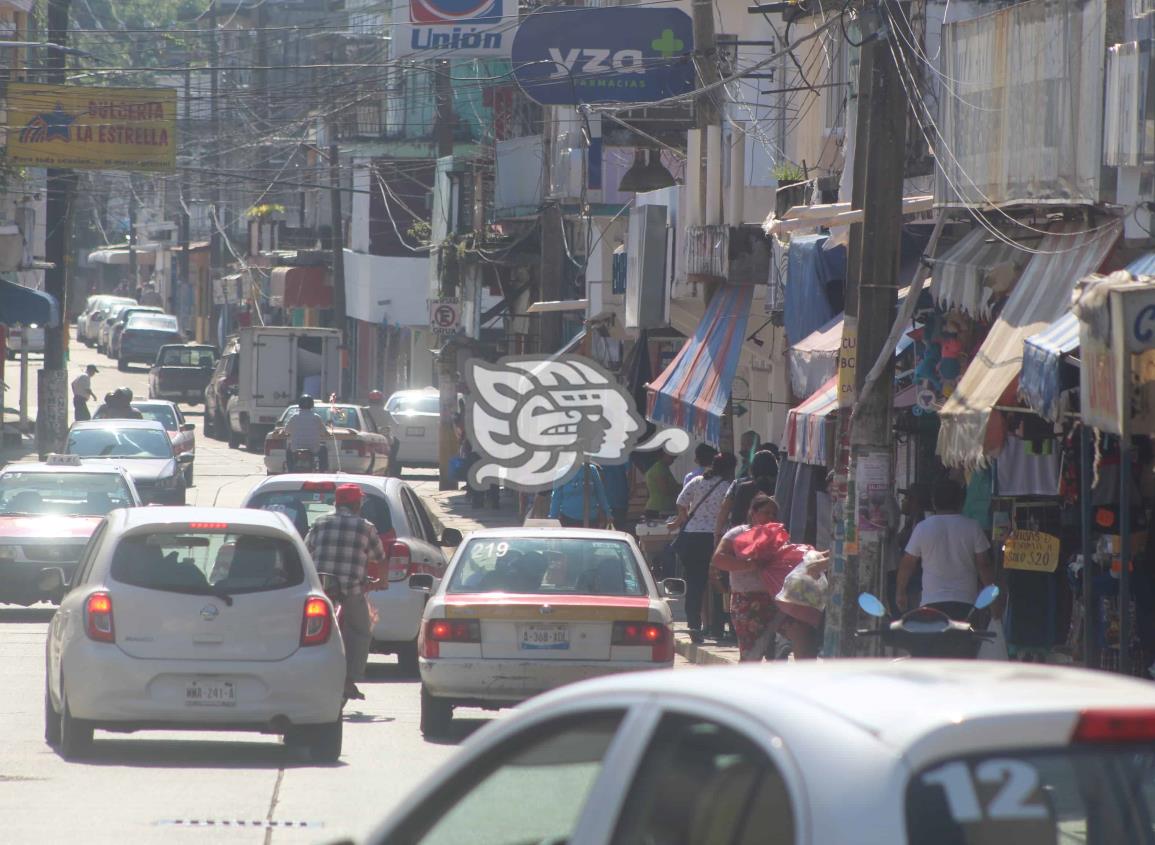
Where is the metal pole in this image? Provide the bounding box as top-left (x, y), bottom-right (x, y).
top-left (1081, 424), bottom-right (1096, 669)
top-left (1120, 437), bottom-right (1132, 675)
top-left (19, 348), bottom-right (28, 429)
top-left (583, 461), bottom-right (591, 528)
top-left (178, 67), bottom-right (192, 322)
top-left (435, 59), bottom-right (458, 491)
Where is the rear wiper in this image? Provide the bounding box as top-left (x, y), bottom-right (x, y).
top-left (154, 584), bottom-right (234, 606)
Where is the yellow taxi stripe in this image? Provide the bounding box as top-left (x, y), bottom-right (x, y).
top-left (445, 604), bottom-right (650, 621)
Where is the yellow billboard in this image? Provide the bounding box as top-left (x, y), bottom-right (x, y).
top-left (6, 83), bottom-right (176, 172)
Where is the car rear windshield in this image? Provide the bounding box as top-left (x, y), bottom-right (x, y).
top-left (127, 315), bottom-right (179, 332)
top-left (907, 747), bottom-right (1155, 844)
top-left (279, 405), bottom-right (360, 429)
top-left (247, 488), bottom-right (393, 537)
top-left (0, 472), bottom-right (134, 516)
top-left (386, 393), bottom-right (439, 415)
top-left (448, 537), bottom-right (646, 596)
top-left (160, 347), bottom-right (216, 367)
top-left (133, 404), bottom-right (178, 431)
top-left (111, 531), bottom-right (304, 595)
top-left (67, 427), bottom-right (173, 459)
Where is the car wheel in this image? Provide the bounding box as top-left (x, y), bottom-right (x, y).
top-left (396, 642), bottom-right (419, 677)
top-left (245, 426), bottom-right (264, 452)
top-left (59, 692), bottom-right (93, 760)
top-left (306, 720), bottom-right (343, 763)
top-left (184, 464), bottom-right (194, 487)
top-left (44, 686), bottom-right (61, 746)
top-left (420, 686), bottom-right (453, 737)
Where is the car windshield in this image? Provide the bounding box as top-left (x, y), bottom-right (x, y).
top-left (0, 472), bottom-right (134, 516)
top-left (386, 393), bottom-right (439, 415)
top-left (448, 537), bottom-right (646, 596)
top-left (67, 427), bottom-right (173, 459)
top-left (126, 315), bottom-right (178, 332)
top-left (247, 487), bottom-right (393, 537)
top-left (111, 530), bottom-right (304, 596)
top-left (160, 347), bottom-right (216, 367)
top-left (907, 747), bottom-right (1155, 844)
top-left (279, 405), bottom-right (360, 429)
top-left (132, 404), bottom-right (178, 431)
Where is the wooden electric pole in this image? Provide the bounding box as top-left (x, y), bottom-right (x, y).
top-left (434, 59), bottom-right (459, 490)
top-left (208, 0), bottom-right (221, 345)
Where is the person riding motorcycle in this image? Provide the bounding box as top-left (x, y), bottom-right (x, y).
top-left (286, 394), bottom-right (329, 472)
top-left (92, 387), bottom-right (143, 420)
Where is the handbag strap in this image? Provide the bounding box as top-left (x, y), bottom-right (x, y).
top-left (679, 478), bottom-right (725, 533)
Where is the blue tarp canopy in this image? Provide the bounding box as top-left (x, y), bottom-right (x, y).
top-left (0, 278), bottom-right (59, 328)
top-left (784, 234), bottom-right (843, 344)
top-left (1019, 251), bottom-right (1155, 421)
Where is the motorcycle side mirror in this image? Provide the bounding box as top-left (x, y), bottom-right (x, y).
top-left (857, 593), bottom-right (887, 618)
top-left (974, 584), bottom-right (1000, 610)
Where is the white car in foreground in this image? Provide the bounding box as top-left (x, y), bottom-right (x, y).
top-left (242, 474), bottom-right (461, 675)
top-left (44, 507), bottom-right (346, 762)
top-left (365, 660), bottom-right (1155, 844)
top-left (414, 527), bottom-right (683, 737)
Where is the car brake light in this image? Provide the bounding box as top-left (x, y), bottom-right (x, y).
top-left (612, 621), bottom-right (672, 662)
top-left (301, 481), bottom-right (336, 492)
top-left (387, 541), bottom-right (412, 581)
top-left (189, 522), bottom-right (228, 530)
top-left (1072, 709), bottom-right (1155, 743)
top-left (421, 618), bottom-right (480, 659)
top-left (300, 596), bottom-right (333, 646)
top-left (265, 437), bottom-right (286, 455)
top-left (85, 592), bottom-right (115, 643)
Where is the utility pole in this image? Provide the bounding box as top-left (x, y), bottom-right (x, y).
top-left (327, 128), bottom-right (347, 356)
top-left (690, 0), bottom-right (720, 224)
top-left (178, 67), bottom-right (192, 326)
top-left (128, 176), bottom-right (138, 293)
top-left (39, 0), bottom-right (76, 457)
top-left (434, 59), bottom-right (459, 490)
top-left (827, 14), bottom-right (909, 657)
top-left (208, 0), bottom-right (221, 345)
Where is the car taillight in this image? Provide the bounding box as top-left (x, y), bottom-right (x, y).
top-left (300, 596), bottom-right (333, 646)
top-left (421, 618), bottom-right (480, 659)
top-left (1072, 709), bottom-right (1155, 743)
top-left (612, 621), bottom-right (672, 662)
top-left (387, 541), bottom-right (411, 581)
top-left (265, 437), bottom-right (285, 455)
top-left (85, 592), bottom-right (115, 643)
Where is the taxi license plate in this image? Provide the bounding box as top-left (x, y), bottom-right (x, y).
top-left (185, 680), bottom-right (236, 707)
top-left (519, 623), bottom-right (569, 651)
top-left (406, 426), bottom-right (425, 437)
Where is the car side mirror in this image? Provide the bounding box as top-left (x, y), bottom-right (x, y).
top-left (38, 567), bottom-right (69, 593)
top-left (440, 527), bottom-right (463, 547)
top-left (177, 453), bottom-right (195, 464)
top-left (409, 573), bottom-right (434, 592)
top-left (661, 578), bottom-right (687, 598)
top-left (180, 423), bottom-right (195, 433)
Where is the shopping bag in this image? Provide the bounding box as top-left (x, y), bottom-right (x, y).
top-left (977, 619), bottom-right (1009, 661)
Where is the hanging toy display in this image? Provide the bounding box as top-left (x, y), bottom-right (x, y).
top-left (911, 308), bottom-right (980, 415)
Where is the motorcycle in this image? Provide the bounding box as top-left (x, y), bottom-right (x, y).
top-left (856, 584), bottom-right (1001, 659)
top-left (286, 447), bottom-right (318, 473)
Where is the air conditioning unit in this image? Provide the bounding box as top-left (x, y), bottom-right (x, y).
top-left (625, 205), bottom-right (668, 330)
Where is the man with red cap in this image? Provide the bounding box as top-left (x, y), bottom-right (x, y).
top-left (305, 483), bottom-right (386, 701)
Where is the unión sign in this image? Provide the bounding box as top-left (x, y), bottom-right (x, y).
top-left (511, 7), bottom-right (694, 105)
top-left (1002, 530), bottom-right (1061, 573)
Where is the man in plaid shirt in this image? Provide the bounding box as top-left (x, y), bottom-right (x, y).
top-left (306, 484), bottom-right (386, 701)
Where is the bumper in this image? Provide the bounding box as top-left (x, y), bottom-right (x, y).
top-left (0, 560), bottom-right (77, 598)
top-left (419, 657), bottom-right (669, 704)
top-left (155, 387), bottom-right (205, 402)
top-left (367, 584), bottom-right (425, 645)
top-left (62, 638), bottom-right (346, 727)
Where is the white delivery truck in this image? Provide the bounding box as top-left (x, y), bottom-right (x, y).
top-left (224, 326), bottom-right (342, 451)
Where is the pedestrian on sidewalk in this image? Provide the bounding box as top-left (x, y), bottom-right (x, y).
top-left (644, 452), bottom-right (680, 518)
top-left (549, 463), bottom-right (612, 528)
top-left (305, 483), bottom-right (386, 702)
top-left (683, 443), bottom-right (717, 487)
top-left (93, 387), bottom-right (143, 420)
top-left (710, 493), bottom-right (782, 661)
top-left (599, 462), bottom-right (631, 534)
top-left (70, 365), bottom-right (98, 422)
top-left (671, 452), bottom-right (736, 644)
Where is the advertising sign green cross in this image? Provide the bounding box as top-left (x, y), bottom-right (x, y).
top-left (651, 28), bottom-right (684, 58)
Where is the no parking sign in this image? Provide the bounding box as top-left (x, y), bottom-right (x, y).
top-left (429, 297), bottom-right (460, 337)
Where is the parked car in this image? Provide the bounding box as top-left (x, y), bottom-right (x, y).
top-left (109, 307), bottom-right (168, 362)
top-left (413, 527), bottom-right (682, 736)
top-left (5, 324), bottom-right (45, 359)
top-left (0, 456), bottom-right (141, 605)
top-left (44, 507), bottom-right (346, 761)
top-left (363, 661), bottom-right (1155, 845)
top-left (78, 296), bottom-right (135, 346)
top-left (130, 400), bottom-right (196, 486)
top-left (97, 304), bottom-right (142, 354)
top-left (203, 339), bottom-right (238, 442)
top-left (242, 474), bottom-right (461, 675)
top-left (263, 403), bottom-right (391, 475)
top-left (117, 313), bottom-right (183, 370)
top-left (65, 419), bottom-right (191, 505)
top-left (384, 388), bottom-right (460, 470)
top-left (148, 343), bottom-right (218, 404)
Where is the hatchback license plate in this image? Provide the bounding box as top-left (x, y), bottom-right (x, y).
top-left (405, 426), bottom-right (425, 437)
top-left (185, 680), bottom-right (236, 707)
top-left (520, 623), bottom-right (570, 651)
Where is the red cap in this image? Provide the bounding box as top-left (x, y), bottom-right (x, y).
top-left (334, 484), bottom-right (362, 507)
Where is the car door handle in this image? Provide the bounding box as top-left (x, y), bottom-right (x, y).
top-left (192, 637), bottom-right (224, 645)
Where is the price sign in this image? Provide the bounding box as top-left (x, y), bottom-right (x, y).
top-left (1002, 530), bottom-right (1061, 573)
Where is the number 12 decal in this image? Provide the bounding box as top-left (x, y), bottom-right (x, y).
top-left (921, 760), bottom-right (1049, 823)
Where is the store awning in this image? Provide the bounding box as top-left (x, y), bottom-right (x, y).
top-left (0, 278), bottom-right (59, 327)
top-left (647, 284), bottom-right (753, 445)
top-left (930, 226), bottom-right (1026, 316)
top-left (272, 265), bottom-right (330, 309)
top-left (784, 376), bottom-right (838, 466)
top-left (87, 247), bottom-right (157, 266)
top-left (937, 220), bottom-right (1122, 467)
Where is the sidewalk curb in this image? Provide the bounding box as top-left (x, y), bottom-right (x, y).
top-left (674, 635), bottom-right (737, 666)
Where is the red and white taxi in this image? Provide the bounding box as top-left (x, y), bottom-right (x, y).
top-left (0, 456), bottom-right (141, 605)
top-left (241, 474), bottom-right (461, 675)
top-left (413, 527), bottom-right (684, 737)
top-left (131, 400), bottom-right (196, 486)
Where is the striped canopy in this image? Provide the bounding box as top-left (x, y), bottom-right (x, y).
top-left (783, 376), bottom-right (838, 466)
top-left (647, 284), bottom-right (753, 446)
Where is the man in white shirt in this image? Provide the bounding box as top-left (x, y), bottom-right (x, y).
top-left (897, 479), bottom-right (997, 620)
top-left (70, 364), bottom-right (98, 422)
top-left (286, 394), bottom-right (329, 471)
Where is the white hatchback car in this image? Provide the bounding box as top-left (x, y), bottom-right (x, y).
top-left (414, 527), bottom-right (683, 737)
top-left (241, 475), bottom-right (461, 675)
top-left (44, 507), bottom-right (346, 762)
top-left (365, 660), bottom-right (1155, 844)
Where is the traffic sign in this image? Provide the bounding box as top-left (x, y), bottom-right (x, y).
top-left (429, 297), bottom-right (460, 336)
